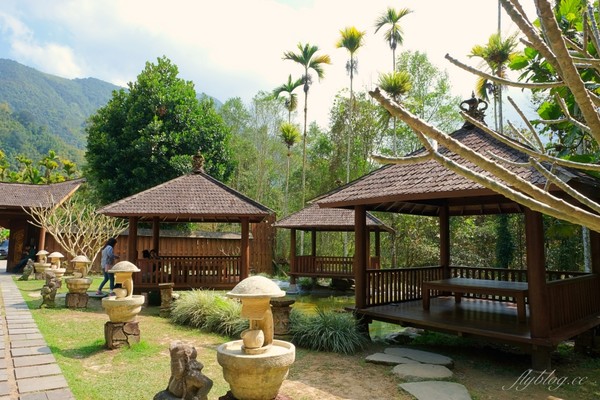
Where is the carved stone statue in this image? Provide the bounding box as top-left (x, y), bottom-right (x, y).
top-left (40, 276), bottom-right (58, 308)
top-left (154, 341), bottom-right (213, 400)
top-left (18, 259), bottom-right (34, 281)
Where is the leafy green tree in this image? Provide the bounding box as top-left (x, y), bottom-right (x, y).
top-left (470, 32), bottom-right (519, 133)
top-left (283, 43), bottom-right (331, 207)
top-left (279, 122), bottom-right (300, 216)
top-left (374, 7), bottom-right (413, 71)
top-left (336, 26), bottom-right (366, 184)
top-left (273, 75), bottom-right (303, 123)
top-left (495, 214), bottom-right (515, 268)
top-left (378, 70), bottom-right (412, 153)
top-left (85, 56), bottom-right (233, 204)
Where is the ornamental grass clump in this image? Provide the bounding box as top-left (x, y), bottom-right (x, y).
top-left (289, 308), bottom-right (367, 355)
top-left (170, 290), bottom-right (247, 338)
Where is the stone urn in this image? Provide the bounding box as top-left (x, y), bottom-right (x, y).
top-left (33, 249), bottom-right (50, 279)
top-left (102, 261), bottom-right (145, 323)
top-left (217, 276), bottom-right (295, 400)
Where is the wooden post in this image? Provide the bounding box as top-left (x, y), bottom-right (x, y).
top-left (127, 217), bottom-right (138, 262)
top-left (590, 229), bottom-right (600, 274)
top-left (38, 227), bottom-right (46, 252)
top-left (375, 230), bottom-right (381, 258)
top-left (290, 229), bottom-right (297, 285)
top-left (354, 205), bottom-right (367, 309)
top-left (366, 229), bottom-right (371, 267)
top-left (439, 204), bottom-right (450, 279)
top-left (241, 218), bottom-right (250, 279)
top-left (152, 216), bottom-right (160, 254)
top-left (524, 208), bottom-right (551, 370)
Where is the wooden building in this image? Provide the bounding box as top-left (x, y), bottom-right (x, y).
top-left (0, 179), bottom-right (84, 272)
top-left (98, 157), bottom-right (274, 291)
top-left (274, 203), bottom-right (393, 283)
top-left (316, 108), bottom-right (600, 369)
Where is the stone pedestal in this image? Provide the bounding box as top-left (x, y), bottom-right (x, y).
top-left (159, 282), bottom-right (174, 318)
top-left (271, 298), bottom-right (295, 338)
top-left (104, 321), bottom-right (140, 349)
top-left (66, 293), bottom-right (89, 309)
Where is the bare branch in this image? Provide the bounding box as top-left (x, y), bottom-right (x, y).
top-left (507, 120), bottom-right (538, 149)
top-left (372, 153), bottom-right (432, 165)
top-left (445, 54), bottom-right (564, 89)
top-left (506, 96), bottom-right (545, 151)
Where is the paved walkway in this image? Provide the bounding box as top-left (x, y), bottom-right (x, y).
top-left (0, 261), bottom-right (74, 400)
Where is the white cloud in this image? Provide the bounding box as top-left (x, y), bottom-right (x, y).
top-left (0, 0), bottom-right (539, 126)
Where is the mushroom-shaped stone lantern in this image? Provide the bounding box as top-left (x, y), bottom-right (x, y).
top-left (46, 251), bottom-right (66, 281)
top-left (65, 255), bottom-right (93, 308)
top-left (101, 261), bottom-right (145, 349)
top-left (33, 250), bottom-right (51, 279)
top-left (217, 276), bottom-right (295, 400)
top-left (102, 261), bottom-right (145, 322)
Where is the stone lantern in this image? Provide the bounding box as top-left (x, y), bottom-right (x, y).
top-left (46, 251), bottom-right (66, 286)
top-left (33, 250), bottom-right (50, 280)
top-left (101, 261), bottom-right (145, 349)
top-left (217, 276), bottom-right (295, 400)
top-left (65, 255), bottom-right (93, 308)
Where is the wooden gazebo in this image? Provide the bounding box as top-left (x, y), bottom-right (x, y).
top-left (98, 160), bottom-right (273, 291)
top-left (274, 203), bottom-right (393, 282)
top-left (0, 179), bottom-right (84, 271)
top-left (317, 118), bottom-right (600, 369)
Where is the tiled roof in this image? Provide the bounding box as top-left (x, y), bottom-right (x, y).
top-left (97, 171), bottom-right (273, 223)
top-left (274, 203), bottom-right (393, 232)
top-left (317, 125), bottom-right (600, 215)
top-left (0, 179), bottom-right (84, 210)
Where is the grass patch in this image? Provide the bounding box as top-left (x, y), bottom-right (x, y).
top-left (289, 308), bottom-right (367, 355)
top-left (170, 290), bottom-right (247, 338)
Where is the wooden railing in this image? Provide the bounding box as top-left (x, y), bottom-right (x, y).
top-left (133, 256), bottom-right (241, 291)
top-left (292, 256), bottom-right (380, 278)
top-left (547, 274), bottom-right (600, 330)
top-left (365, 265), bottom-right (592, 306)
top-left (366, 266), bottom-right (443, 306)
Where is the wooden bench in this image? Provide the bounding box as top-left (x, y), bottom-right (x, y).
top-left (422, 278), bottom-right (528, 322)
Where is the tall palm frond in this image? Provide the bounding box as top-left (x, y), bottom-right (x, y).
top-left (374, 7), bottom-right (413, 71)
top-left (273, 75), bottom-right (303, 123)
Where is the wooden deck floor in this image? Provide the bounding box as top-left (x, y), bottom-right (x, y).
top-left (356, 296), bottom-right (552, 346)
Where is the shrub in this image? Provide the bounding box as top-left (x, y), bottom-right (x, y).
top-left (170, 290), bottom-right (247, 338)
top-left (289, 308), bottom-right (367, 355)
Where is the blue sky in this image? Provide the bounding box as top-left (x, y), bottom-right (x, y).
top-left (0, 0), bottom-right (537, 126)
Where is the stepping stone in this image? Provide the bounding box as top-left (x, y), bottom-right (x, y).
top-left (400, 381), bottom-right (472, 400)
top-left (365, 352), bottom-right (420, 365)
top-left (393, 363), bottom-right (453, 380)
top-left (385, 347), bottom-right (454, 367)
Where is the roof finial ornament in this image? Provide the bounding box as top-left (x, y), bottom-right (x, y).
top-left (192, 151), bottom-right (205, 174)
top-left (460, 92), bottom-right (488, 126)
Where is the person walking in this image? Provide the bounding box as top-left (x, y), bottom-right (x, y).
top-left (96, 238), bottom-right (119, 295)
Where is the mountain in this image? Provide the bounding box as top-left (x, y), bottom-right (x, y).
top-left (0, 59), bottom-right (222, 168)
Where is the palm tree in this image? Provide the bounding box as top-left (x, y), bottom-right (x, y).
top-left (283, 43), bottom-right (331, 207)
top-left (469, 32), bottom-right (518, 134)
top-left (273, 75), bottom-right (303, 123)
top-left (374, 7), bottom-right (413, 71)
top-left (336, 26), bottom-right (366, 184)
top-left (279, 122), bottom-right (301, 215)
top-left (378, 71), bottom-right (412, 153)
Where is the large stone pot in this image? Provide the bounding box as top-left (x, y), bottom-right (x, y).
top-left (102, 295), bottom-right (145, 323)
top-left (217, 339), bottom-right (295, 400)
top-left (65, 277), bottom-right (93, 294)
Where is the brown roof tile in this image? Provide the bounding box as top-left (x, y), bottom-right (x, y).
top-left (317, 126), bottom-right (600, 215)
top-left (274, 203), bottom-right (393, 232)
top-left (0, 179), bottom-right (84, 210)
top-left (98, 171), bottom-right (273, 222)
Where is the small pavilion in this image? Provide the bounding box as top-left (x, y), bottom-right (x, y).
top-left (274, 203), bottom-right (393, 283)
top-left (98, 156), bottom-right (273, 291)
top-left (0, 179), bottom-right (84, 271)
top-left (316, 99), bottom-right (600, 369)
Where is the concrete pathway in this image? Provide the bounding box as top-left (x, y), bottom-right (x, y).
top-left (0, 261), bottom-right (75, 399)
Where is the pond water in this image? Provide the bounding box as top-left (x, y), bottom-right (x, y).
top-left (285, 292), bottom-right (402, 339)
